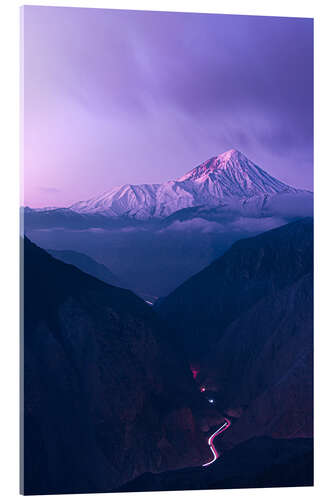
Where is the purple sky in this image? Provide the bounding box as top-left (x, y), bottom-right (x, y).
top-left (22, 6), bottom-right (313, 208)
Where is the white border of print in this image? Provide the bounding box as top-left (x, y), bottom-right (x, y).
top-left (0, 0), bottom-right (332, 499)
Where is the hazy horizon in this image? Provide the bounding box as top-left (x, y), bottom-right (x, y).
top-left (22, 7), bottom-right (313, 208)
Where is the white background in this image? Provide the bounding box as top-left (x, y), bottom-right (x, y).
top-left (0, 0), bottom-right (332, 498)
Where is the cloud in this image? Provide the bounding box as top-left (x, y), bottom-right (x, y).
top-left (160, 215), bottom-right (291, 236)
top-left (39, 187), bottom-right (61, 193)
top-left (160, 218), bottom-right (226, 233)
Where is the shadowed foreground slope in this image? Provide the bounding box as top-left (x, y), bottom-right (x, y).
top-left (117, 437), bottom-right (313, 492)
top-left (23, 237), bottom-right (209, 495)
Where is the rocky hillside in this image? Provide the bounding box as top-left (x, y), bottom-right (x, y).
top-left (156, 219), bottom-right (313, 443)
top-left (157, 218), bottom-right (313, 361)
top-left (201, 272), bottom-right (313, 443)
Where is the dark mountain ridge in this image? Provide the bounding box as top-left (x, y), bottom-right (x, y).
top-left (156, 218), bottom-right (313, 361)
top-left (47, 248), bottom-right (123, 287)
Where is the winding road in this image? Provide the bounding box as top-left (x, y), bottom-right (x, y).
top-left (202, 418), bottom-right (231, 467)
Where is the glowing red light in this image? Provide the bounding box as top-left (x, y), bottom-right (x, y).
top-left (200, 387), bottom-right (206, 392)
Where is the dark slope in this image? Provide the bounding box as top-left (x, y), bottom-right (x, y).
top-left (23, 237), bottom-right (210, 495)
top-left (117, 437), bottom-right (313, 492)
top-left (47, 248), bottom-right (123, 287)
top-left (202, 272), bottom-right (313, 443)
top-left (156, 218), bottom-right (313, 362)
top-left (46, 248), bottom-right (158, 304)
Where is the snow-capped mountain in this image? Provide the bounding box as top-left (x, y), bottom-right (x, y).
top-left (67, 149), bottom-right (306, 219)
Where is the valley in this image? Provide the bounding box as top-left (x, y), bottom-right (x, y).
top-left (23, 150), bottom-right (313, 493)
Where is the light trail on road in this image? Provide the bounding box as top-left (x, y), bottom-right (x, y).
top-left (202, 418), bottom-right (231, 467)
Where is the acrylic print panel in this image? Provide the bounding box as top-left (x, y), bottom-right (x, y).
top-left (21, 5), bottom-right (314, 495)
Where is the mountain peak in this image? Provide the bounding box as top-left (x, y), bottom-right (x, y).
top-left (220, 148), bottom-right (257, 164)
top-left (218, 148), bottom-right (242, 159)
top-left (69, 149), bottom-right (300, 219)
top-left (177, 149), bottom-right (297, 198)
top-left (178, 149), bottom-right (253, 182)
top-left (214, 148), bottom-right (249, 168)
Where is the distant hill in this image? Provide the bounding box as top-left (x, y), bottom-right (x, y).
top-left (47, 248), bottom-right (124, 288)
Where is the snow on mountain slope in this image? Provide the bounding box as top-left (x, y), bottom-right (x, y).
top-left (70, 183), bottom-right (160, 218)
top-left (67, 149), bottom-right (308, 219)
top-left (178, 149), bottom-right (297, 195)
